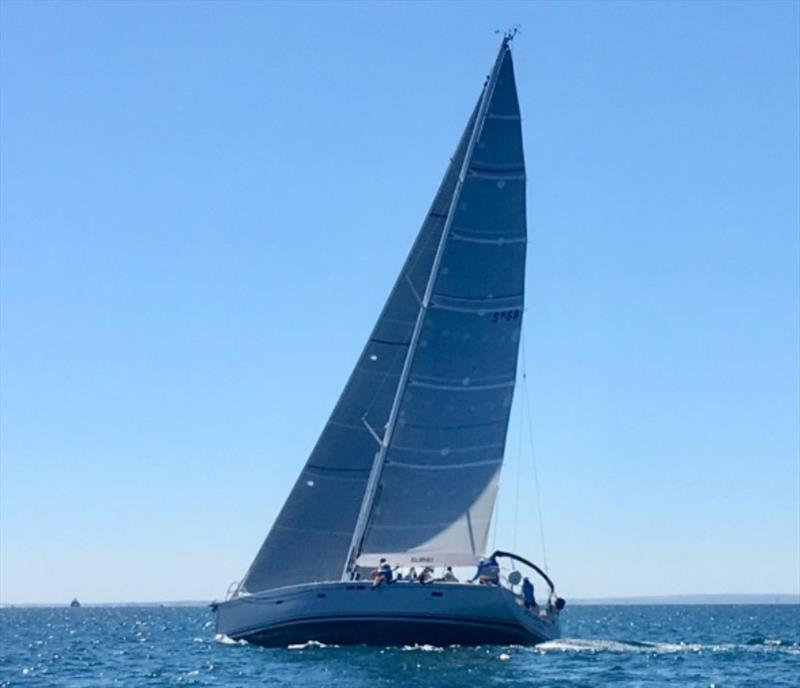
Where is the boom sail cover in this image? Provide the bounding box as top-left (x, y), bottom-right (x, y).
top-left (241, 40), bottom-right (525, 593)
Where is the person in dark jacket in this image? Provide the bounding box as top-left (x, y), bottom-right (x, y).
top-left (522, 577), bottom-right (536, 610)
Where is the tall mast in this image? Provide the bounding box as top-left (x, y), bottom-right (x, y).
top-left (341, 36), bottom-right (516, 579)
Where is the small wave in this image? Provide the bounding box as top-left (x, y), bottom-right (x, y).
top-left (401, 644), bottom-right (444, 652)
top-left (538, 639), bottom-right (664, 654)
top-left (213, 633), bottom-right (248, 646)
top-left (287, 640), bottom-right (338, 650)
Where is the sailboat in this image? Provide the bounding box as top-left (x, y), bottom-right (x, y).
top-left (213, 32), bottom-right (564, 647)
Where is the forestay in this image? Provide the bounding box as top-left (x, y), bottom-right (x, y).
top-left (357, 44), bottom-right (526, 568)
top-left (239, 101), bottom-right (481, 593)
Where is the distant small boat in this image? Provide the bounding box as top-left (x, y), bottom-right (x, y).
top-left (70, 598), bottom-right (81, 608)
top-left (214, 31), bottom-right (564, 647)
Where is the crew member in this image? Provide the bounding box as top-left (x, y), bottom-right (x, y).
top-left (438, 566), bottom-right (458, 582)
top-left (371, 558), bottom-right (394, 587)
top-left (469, 555), bottom-right (499, 585)
top-left (417, 566), bottom-right (434, 584)
top-left (522, 577), bottom-right (536, 610)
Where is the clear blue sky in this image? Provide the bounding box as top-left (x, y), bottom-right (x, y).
top-left (1, 0), bottom-right (798, 604)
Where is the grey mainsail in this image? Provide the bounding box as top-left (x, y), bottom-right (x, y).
top-left (357, 42), bottom-right (525, 568)
top-left (240, 37), bottom-right (524, 593)
top-left (240, 101), bottom-right (481, 594)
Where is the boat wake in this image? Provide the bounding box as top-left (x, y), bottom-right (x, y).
top-left (537, 638), bottom-right (800, 655)
top-left (209, 634), bottom-right (798, 655)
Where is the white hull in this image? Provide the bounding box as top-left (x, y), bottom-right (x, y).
top-left (214, 581), bottom-right (560, 647)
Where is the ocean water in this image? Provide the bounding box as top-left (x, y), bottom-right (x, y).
top-left (0, 605), bottom-right (797, 687)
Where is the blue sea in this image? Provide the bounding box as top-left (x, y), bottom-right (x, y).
top-left (1, 605), bottom-right (797, 687)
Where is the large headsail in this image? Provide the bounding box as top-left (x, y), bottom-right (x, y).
top-left (239, 102), bottom-right (481, 594)
top-left (356, 39), bottom-right (525, 569)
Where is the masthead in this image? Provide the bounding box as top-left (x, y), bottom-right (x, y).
top-left (496, 25), bottom-right (521, 46)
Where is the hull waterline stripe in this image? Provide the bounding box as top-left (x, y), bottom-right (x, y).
top-left (230, 612), bottom-right (550, 639)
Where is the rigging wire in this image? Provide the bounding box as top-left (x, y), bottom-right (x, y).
top-left (520, 329), bottom-right (550, 572)
top-left (512, 369), bottom-right (525, 551)
top-left (490, 474), bottom-right (500, 551)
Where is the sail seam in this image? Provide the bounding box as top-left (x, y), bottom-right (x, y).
top-left (354, 365), bottom-right (402, 376)
top-left (400, 418), bottom-right (507, 431)
top-left (390, 442), bottom-right (504, 454)
top-left (327, 420), bottom-right (371, 430)
top-left (385, 457), bottom-right (502, 470)
top-left (408, 379), bottom-right (514, 391)
top-left (429, 302), bottom-right (524, 315)
top-left (468, 170), bottom-right (525, 181)
top-left (369, 338), bottom-right (411, 347)
top-left (369, 521), bottom-right (491, 530)
top-left (379, 316), bottom-right (417, 326)
top-left (273, 525), bottom-right (355, 536)
top-left (411, 372), bottom-right (514, 385)
top-left (469, 163), bottom-right (525, 173)
top-left (450, 234), bottom-right (526, 245)
top-left (433, 290), bottom-right (524, 301)
top-left (305, 464), bottom-right (371, 473)
top-left (450, 226), bottom-right (525, 237)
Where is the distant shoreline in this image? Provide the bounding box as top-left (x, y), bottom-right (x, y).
top-left (567, 594), bottom-right (800, 606)
top-left (2, 593), bottom-right (798, 608)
